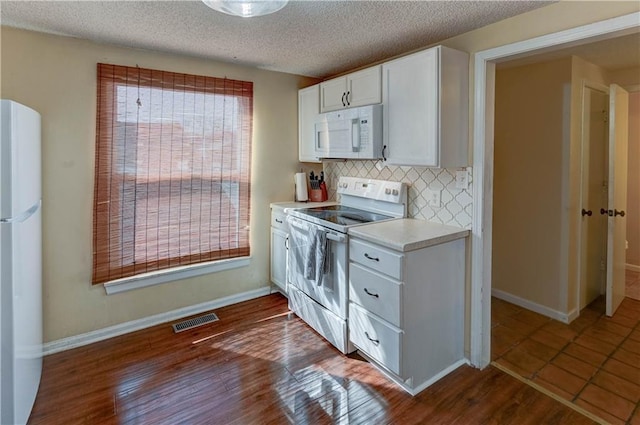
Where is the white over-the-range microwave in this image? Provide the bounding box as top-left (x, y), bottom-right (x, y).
top-left (314, 104), bottom-right (383, 160)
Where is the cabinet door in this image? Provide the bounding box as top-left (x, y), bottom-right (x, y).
top-left (298, 85), bottom-right (321, 163)
top-left (320, 77), bottom-right (347, 112)
top-left (347, 66), bottom-right (381, 108)
top-left (270, 227), bottom-right (288, 292)
top-left (383, 48), bottom-right (439, 167)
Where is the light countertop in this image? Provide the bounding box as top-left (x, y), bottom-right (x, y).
top-left (270, 201), bottom-right (337, 211)
top-left (348, 218), bottom-right (469, 252)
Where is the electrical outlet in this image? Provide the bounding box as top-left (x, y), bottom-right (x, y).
top-left (455, 170), bottom-right (468, 190)
top-left (426, 188), bottom-right (441, 208)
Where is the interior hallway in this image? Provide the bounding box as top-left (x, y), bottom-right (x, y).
top-left (491, 273), bottom-right (640, 424)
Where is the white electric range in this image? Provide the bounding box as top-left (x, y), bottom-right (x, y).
top-left (286, 176), bottom-right (407, 353)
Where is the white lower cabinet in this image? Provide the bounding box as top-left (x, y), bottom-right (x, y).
top-left (270, 207), bottom-right (288, 294)
top-left (348, 236), bottom-right (465, 395)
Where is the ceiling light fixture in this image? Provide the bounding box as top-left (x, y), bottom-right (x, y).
top-left (202, 0), bottom-right (289, 18)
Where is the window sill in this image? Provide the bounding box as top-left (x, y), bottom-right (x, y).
top-left (103, 256), bottom-right (251, 295)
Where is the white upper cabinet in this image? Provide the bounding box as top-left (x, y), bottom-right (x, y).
top-left (298, 85), bottom-right (322, 163)
top-left (382, 46), bottom-right (469, 168)
top-left (320, 66), bottom-right (381, 113)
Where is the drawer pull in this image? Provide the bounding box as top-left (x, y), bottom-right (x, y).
top-left (275, 218), bottom-right (283, 224)
top-left (363, 288), bottom-right (379, 298)
top-left (364, 331), bottom-right (379, 345)
top-left (364, 253), bottom-right (379, 262)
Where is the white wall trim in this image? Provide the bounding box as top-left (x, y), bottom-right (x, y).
top-left (492, 289), bottom-right (574, 324)
top-left (103, 256), bottom-right (251, 295)
top-left (470, 11), bottom-right (640, 369)
top-left (627, 263), bottom-right (640, 272)
top-left (567, 307), bottom-right (580, 324)
top-left (44, 286), bottom-right (271, 356)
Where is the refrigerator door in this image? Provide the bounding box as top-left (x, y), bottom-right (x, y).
top-left (0, 100), bottom-right (42, 219)
top-left (0, 100), bottom-right (42, 425)
top-left (0, 206), bottom-right (42, 425)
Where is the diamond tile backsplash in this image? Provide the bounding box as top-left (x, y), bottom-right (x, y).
top-left (324, 160), bottom-right (473, 229)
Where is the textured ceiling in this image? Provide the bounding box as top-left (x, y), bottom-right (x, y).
top-left (1, 0), bottom-right (554, 78)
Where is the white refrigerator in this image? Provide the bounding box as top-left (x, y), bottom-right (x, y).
top-left (0, 100), bottom-right (43, 425)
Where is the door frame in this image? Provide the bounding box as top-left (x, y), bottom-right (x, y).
top-left (470, 12), bottom-right (640, 368)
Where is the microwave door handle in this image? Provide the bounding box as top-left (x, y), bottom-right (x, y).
top-left (351, 118), bottom-right (360, 152)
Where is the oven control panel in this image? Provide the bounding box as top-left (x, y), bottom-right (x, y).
top-left (337, 177), bottom-right (406, 205)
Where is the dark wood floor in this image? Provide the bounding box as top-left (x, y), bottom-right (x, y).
top-left (29, 294), bottom-right (595, 424)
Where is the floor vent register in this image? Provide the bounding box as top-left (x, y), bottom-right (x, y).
top-left (172, 312), bottom-right (220, 333)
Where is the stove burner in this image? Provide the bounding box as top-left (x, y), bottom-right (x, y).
top-left (296, 205), bottom-right (392, 227)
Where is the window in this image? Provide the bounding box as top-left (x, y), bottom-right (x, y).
top-left (92, 63), bottom-right (252, 284)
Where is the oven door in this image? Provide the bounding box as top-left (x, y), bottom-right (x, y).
top-left (287, 215), bottom-right (348, 320)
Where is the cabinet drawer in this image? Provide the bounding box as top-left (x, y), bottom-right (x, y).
top-left (349, 303), bottom-right (402, 375)
top-left (349, 263), bottom-right (402, 327)
top-left (271, 210), bottom-right (288, 231)
top-left (349, 238), bottom-right (403, 280)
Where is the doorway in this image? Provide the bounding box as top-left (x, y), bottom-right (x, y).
top-left (472, 11), bottom-right (640, 424)
top-left (470, 12), bottom-right (640, 369)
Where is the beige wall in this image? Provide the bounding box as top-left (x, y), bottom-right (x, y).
top-left (0, 27), bottom-right (315, 342)
top-left (610, 66), bottom-right (640, 87)
top-left (610, 67), bottom-right (640, 269)
top-left (493, 58), bottom-right (572, 312)
top-left (624, 91), bottom-right (640, 268)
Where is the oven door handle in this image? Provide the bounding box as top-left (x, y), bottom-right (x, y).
top-left (325, 232), bottom-right (346, 243)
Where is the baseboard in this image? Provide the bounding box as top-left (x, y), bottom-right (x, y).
top-left (566, 308), bottom-right (579, 323)
top-left (492, 288), bottom-right (572, 324)
top-left (626, 263), bottom-right (640, 273)
top-left (44, 287), bottom-right (271, 356)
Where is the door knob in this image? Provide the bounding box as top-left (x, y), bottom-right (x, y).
top-left (614, 209), bottom-right (625, 217)
top-left (581, 209), bottom-right (592, 217)
top-left (601, 208), bottom-right (612, 216)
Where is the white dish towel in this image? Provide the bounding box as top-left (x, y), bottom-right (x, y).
top-left (287, 216), bottom-right (330, 288)
top-left (305, 224), bottom-right (328, 285)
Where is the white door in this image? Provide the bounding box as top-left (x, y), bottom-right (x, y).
top-left (579, 87), bottom-right (608, 309)
top-left (605, 84), bottom-right (629, 317)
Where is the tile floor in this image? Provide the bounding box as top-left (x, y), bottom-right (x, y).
top-left (491, 274), bottom-right (640, 425)
top-left (627, 270), bottom-right (640, 301)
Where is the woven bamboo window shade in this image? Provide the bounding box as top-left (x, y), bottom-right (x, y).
top-left (93, 63), bottom-right (252, 284)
